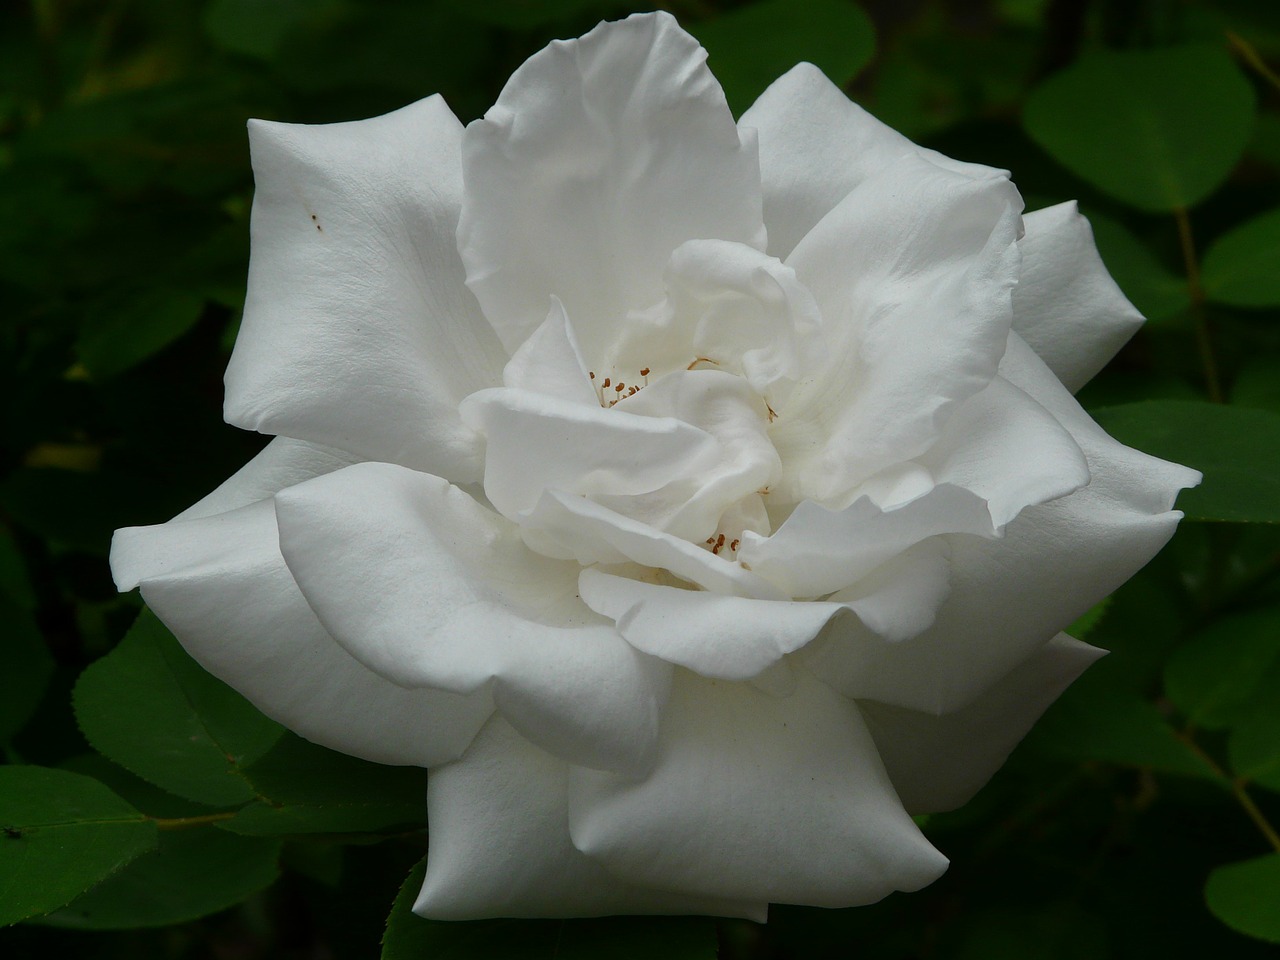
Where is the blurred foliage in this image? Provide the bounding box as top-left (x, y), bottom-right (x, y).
top-left (2, 0), bottom-right (1280, 957)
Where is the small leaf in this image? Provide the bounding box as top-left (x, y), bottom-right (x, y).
top-left (1205, 854), bottom-right (1280, 943)
top-left (1164, 609), bottom-right (1280, 730)
top-left (0, 766), bottom-right (157, 926)
top-left (1203, 207), bottom-right (1280, 307)
top-left (1091, 401), bottom-right (1280, 523)
top-left (1024, 46), bottom-right (1255, 211)
top-left (74, 609), bottom-right (284, 806)
top-left (220, 733), bottom-right (425, 836)
top-left (692, 0), bottom-right (875, 115)
top-left (381, 859), bottom-right (718, 960)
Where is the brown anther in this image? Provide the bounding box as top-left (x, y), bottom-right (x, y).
top-left (765, 401), bottom-right (777, 423)
top-left (589, 371), bottom-right (596, 380)
top-left (601, 377), bottom-right (611, 388)
top-left (615, 382), bottom-right (625, 393)
top-left (639, 367), bottom-right (650, 377)
top-left (711, 533), bottom-right (726, 555)
top-left (730, 539), bottom-right (740, 552)
top-left (628, 386), bottom-right (638, 395)
top-left (706, 537), bottom-right (717, 546)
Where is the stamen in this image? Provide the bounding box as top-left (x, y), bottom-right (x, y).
top-left (765, 400), bottom-right (778, 423)
top-left (687, 356), bottom-right (721, 371)
top-left (711, 533), bottom-right (726, 556)
top-left (730, 538), bottom-right (740, 552)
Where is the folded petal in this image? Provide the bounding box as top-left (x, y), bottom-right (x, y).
top-left (418, 715), bottom-right (766, 920)
top-left (774, 153), bottom-right (1023, 504)
top-left (274, 462), bottom-right (670, 775)
top-left (459, 11), bottom-right (765, 361)
top-left (225, 95), bottom-right (506, 483)
top-left (741, 62), bottom-right (1007, 261)
top-left (501, 298), bottom-right (598, 407)
top-left (111, 500), bottom-right (492, 767)
top-left (568, 670), bottom-right (948, 907)
top-left (861, 633), bottom-right (1104, 814)
top-left (1013, 201), bottom-right (1145, 392)
top-left (803, 333), bottom-right (1200, 714)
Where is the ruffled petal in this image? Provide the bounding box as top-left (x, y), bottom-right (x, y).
top-left (459, 11), bottom-right (765, 361)
top-left (111, 500), bottom-right (492, 767)
top-left (774, 153), bottom-right (1023, 505)
top-left (803, 333), bottom-right (1200, 714)
top-left (741, 62), bottom-right (1007, 261)
top-left (417, 715), bottom-right (766, 920)
top-left (568, 670), bottom-right (948, 907)
top-left (861, 633), bottom-right (1104, 814)
top-left (1013, 201), bottom-right (1145, 392)
top-left (274, 461), bottom-right (670, 776)
top-left (225, 96), bottom-right (506, 482)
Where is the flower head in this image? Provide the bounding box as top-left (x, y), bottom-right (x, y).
top-left (111, 12), bottom-right (1200, 921)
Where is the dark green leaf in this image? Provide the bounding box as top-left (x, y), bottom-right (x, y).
top-left (202, 0), bottom-right (331, 59)
top-left (1024, 46), bottom-right (1255, 211)
top-left (1205, 854), bottom-right (1280, 943)
top-left (1228, 690), bottom-right (1280, 791)
top-left (381, 858), bottom-right (718, 960)
top-left (0, 766), bottom-right (157, 926)
top-left (1164, 609), bottom-right (1280, 730)
top-left (1203, 207), bottom-right (1280, 307)
top-left (1091, 401), bottom-right (1280, 523)
top-left (1087, 212), bottom-right (1189, 321)
top-left (38, 828), bottom-right (280, 930)
top-left (0, 592), bottom-right (55, 744)
top-left (692, 0), bottom-right (875, 115)
top-left (219, 733), bottom-right (425, 836)
top-left (445, 0), bottom-right (613, 29)
top-left (73, 609), bottom-right (284, 806)
top-left (75, 289), bottom-right (206, 381)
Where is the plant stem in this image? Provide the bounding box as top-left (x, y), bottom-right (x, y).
top-left (151, 811), bottom-right (238, 831)
top-left (1175, 730), bottom-right (1280, 854)
top-left (1173, 206), bottom-right (1224, 404)
top-left (1226, 30), bottom-right (1280, 95)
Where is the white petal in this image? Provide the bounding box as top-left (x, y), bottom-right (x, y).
top-left (459, 12), bottom-right (765, 360)
top-left (804, 333), bottom-right (1200, 714)
top-left (741, 62), bottom-right (1007, 261)
top-left (501, 297), bottom-right (598, 407)
top-left (417, 715), bottom-right (766, 920)
top-left (1013, 201), bottom-right (1144, 392)
top-left (111, 501), bottom-right (492, 767)
top-left (861, 633), bottom-right (1104, 814)
top-left (274, 462), bottom-right (669, 776)
top-left (225, 96), bottom-right (506, 482)
top-left (568, 670), bottom-right (948, 907)
top-left (774, 153), bottom-right (1023, 504)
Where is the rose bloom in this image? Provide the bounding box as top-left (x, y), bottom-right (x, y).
top-left (112, 13), bottom-right (1199, 921)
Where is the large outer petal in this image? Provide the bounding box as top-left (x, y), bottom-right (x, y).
top-left (274, 461), bottom-right (670, 777)
top-left (225, 95), bottom-right (506, 483)
top-left (741, 62), bottom-right (1006, 261)
top-left (861, 633), bottom-right (1104, 814)
top-left (417, 715), bottom-right (766, 921)
top-left (568, 670), bottom-right (948, 907)
top-left (459, 12), bottom-right (765, 360)
top-left (803, 332), bottom-right (1200, 714)
top-left (1013, 201), bottom-right (1145, 392)
top-left (775, 154), bottom-right (1022, 505)
top-left (111, 496), bottom-right (492, 768)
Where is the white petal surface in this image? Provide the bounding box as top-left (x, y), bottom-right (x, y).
top-left (1013, 201), bottom-right (1145, 391)
top-left (861, 633), bottom-right (1104, 814)
top-left (225, 96), bottom-right (506, 482)
top-left (775, 153), bottom-right (1023, 505)
top-left (111, 500), bottom-right (492, 767)
top-left (274, 462), bottom-right (669, 775)
top-left (501, 298), bottom-right (598, 407)
top-left (459, 11), bottom-right (765, 360)
top-left (568, 670), bottom-right (948, 907)
top-left (418, 715), bottom-right (766, 920)
top-left (742, 62), bottom-right (1007, 261)
top-left (803, 333), bottom-right (1200, 714)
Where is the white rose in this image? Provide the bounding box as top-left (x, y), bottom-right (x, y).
top-left (111, 12), bottom-right (1200, 922)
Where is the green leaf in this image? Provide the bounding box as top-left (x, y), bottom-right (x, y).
top-left (692, 0), bottom-right (875, 116)
top-left (1203, 207), bottom-right (1280, 307)
top-left (1023, 46), bottom-right (1255, 211)
top-left (75, 289), bottom-right (206, 381)
top-left (0, 591), bottom-right (55, 744)
top-left (1228, 689), bottom-right (1280, 791)
top-left (1066, 597), bottom-right (1111, 642)
top-left (1086, 212), bottom-right (1189, 321)
top-left (74, 609), bottom-right (284, 806)
top-left (1091, 401), bottom-right (1280, 523)
top-left (38, 828), bottom-right (281, 930)
top-left (1164, 609), bottom-right (1280, 730)
top-left (219, 733), bottom-right (425, 836)
top-left (1205, 854), bottom-right (1280, 943)
top-left (0, 766), bottom-right (157, 926)
top-left (202, 0), bottom-right (330, 59)
top-left (381, 858), bottom-right (718, 960)
top-left (445, 0), bottom-right (610, 29)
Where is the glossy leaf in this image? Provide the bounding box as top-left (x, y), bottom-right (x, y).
top-left (0, 766), bottom-right (157, 926)
top-left (1024, 46), bottom-right (1255, 211)
top-left (1203, 207), bottom-right (1280, 307)
top-left (1091, 401), bottom-right (1280, 523)
top-left (1205, 854), bottom-right (1280, 943)
top-left (1164, 609), bottom-right (1280, 731)
top-left (692, 0), bottom-right (875, 115)
top-left (73, 609), bottom-right (284, 806)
